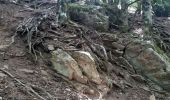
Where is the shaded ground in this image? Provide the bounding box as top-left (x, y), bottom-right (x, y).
top-left (0, 2), bottom-right (169, 100)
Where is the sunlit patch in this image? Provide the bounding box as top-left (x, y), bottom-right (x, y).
top-left (128, 7), bottom-right (136, 14)
top-left (168, 17), bottom-right (170, 20)
top-left (133, 28), bottom-right (144, 39)
top-left (77, 0), bottom-right (86, 5)
top-left (118, 4), bottom-right (121, 9)
top-left (133, 28), bottom-right (143, 35)
top-left (146, 40), bottom-right (151, 44)
top-left (78, 51), bottom-right (94, 61)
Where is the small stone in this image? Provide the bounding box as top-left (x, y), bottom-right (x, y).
top-left (41, 70), bottom-right (48, 76)
top-left (142, 86), bottom-right (150, 91)
top-left (0, 45), bottom-right (9, 51)
top-left (149, 94), bottom-right (156, 100)
top-left (65, 88), bottom-right (71, 92)
top-left (112, 50), bottom-right (123, 57)
top-left (0, 97), bottom-right (2, 100)
top-left (83, 88), bottom-right (95, 95)
top-left (0, 72), bottom-right (7, 77)
top-left (3, 65), bottom-right (9, 69)
top-left (112, 42), bottom-right (125, 50)
top-left (48, 45), bottom-right (55, 51)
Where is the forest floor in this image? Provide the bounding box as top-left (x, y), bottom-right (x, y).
top-left (0, 2), bottom-right (170, 100)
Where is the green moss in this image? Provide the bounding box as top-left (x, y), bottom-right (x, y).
top-left (154, 43), bottom-right (170, 64)
top-left (68, 3), bottom-right (94, 12)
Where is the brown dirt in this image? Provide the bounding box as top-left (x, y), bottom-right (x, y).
top-left (0, 2), bottom-right (169, 100)
top-left (0, 3), bottom-right (84, 100)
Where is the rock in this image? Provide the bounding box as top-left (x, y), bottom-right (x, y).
top-left (68, 4), bottom-right (109, 31)
top-left (149, 94), bottom-right (156, 100)
top-left (111, 42), bottom-right (125, 50)
top-left (101, 33), bottom-right (119, 43)
top-left (0, 45), bottom-right (9, 51)
top-left (124, 40), bottom-right (170, 91)
top-left (48, 45), bottom-right (55, 51)
top-left (3, 65), bottom-right (9, 69)
top-left (124, 40), bottom-right (156, 63)
top-left (83, 88), bottom-right (95, 95)
top-left (112, 50), bottom-right (123, 57)
top-left (0, 72), bottom-right (7, 77)
top-left (71, 51), bottom-right (102, 84)
top-left (97, 84), bottom-right (110, 97)
top-left (41, 70), bottom-right (48, 76)
top-left (51, 49), bottom-right (87, 83)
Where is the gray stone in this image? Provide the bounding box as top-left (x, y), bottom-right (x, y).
top-left (0, 45), bottom-right (9, 51)
top-left (0, 72), bottom-right (7, 77)
top-left (68, 4), bottom-right (109, 31)
top-left (112, 42), bottom-right (125, 50)
top-left (48, 45), bottom-right (55, 51)
top-left (124, 40), bottom-right (170, 91)
top-left (112, 50), bottom-right (123, 57)
top-left (3, 65), bottom-right (9, 69)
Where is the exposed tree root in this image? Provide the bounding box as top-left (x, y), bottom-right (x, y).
top-left (0, 68), bottom-right (52, 100)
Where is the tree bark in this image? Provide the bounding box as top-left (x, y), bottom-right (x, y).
top-left (137, 0), bottom-right (142, 14)
top-left (142, 0), bottom-right (152, 34)
top-left (120, 0), bottom-right (129, 32)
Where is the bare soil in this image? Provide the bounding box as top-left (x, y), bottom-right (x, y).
top-left (0, 2), bottom-right (169, 100)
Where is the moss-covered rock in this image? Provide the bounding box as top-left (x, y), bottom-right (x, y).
top-left (124, 40), bottom-right (170, 92)
top-left (67, 3), bottom-right (109, 31)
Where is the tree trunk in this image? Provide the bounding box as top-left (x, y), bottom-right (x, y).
top-left (142, 0), bottom-right (152, 34)
top-left (137, 0), bottom-right (142, 14)
top-left (120, 0), bottom-right (129, 32)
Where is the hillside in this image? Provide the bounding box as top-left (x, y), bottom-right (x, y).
top-left (0, 1), bottom-right (170, 100)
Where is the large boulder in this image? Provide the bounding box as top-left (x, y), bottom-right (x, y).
top-left (51, 49), bottom-right (102, 84)
top-left (51, 49), bottom-right (87, 83)
top-left (124, 40), bottom-right (170, 91)
top-left (68, 4), bottom-right (109, 31)
top-left (71, 51), bottom-right (102, 84)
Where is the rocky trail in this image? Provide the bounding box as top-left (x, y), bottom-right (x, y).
top-left (0, 1), bottom-right (170, 100)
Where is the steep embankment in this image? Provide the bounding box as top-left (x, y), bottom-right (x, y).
top-left (0, 1), bottom-right (169, 100)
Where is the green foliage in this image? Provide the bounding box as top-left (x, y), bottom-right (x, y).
top-left (153, 0), bottom-right (170, 16)
top-left (68, 3), bottom-right (94, 12)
